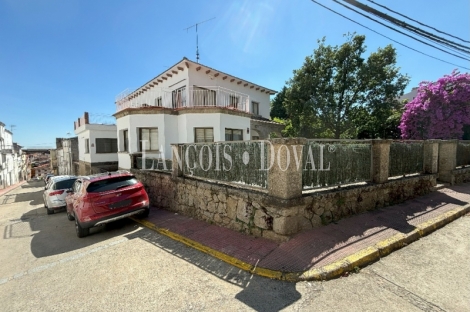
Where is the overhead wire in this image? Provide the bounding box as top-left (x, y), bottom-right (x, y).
top-left (366, 0), bottom-right (470, 44)
top-left (331, 0), bottom-right (470, 62)
top-left (342, 0), bottom-right (470, 54)
top-left (309, 0), bottom-right (470, 70)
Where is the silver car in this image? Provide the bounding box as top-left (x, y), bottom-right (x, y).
top-left (43, 175), bottom-right (77, 215)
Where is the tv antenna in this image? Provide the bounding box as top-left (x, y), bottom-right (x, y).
top-left (184, 17), bottom-right (216, 63)
top-left (10, 125), bottom-right (16, 133)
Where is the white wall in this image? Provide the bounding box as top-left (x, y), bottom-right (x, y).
top-left (114, 59), bottom-right (275, 166)
top-left (118, 153), bottom-right (131, 169)
top-left (0, 124), bottom-right (20, 187)
top-left (75, 124), bottom-right (117, 164)
top-left (121, 60), bottom-right (274, 118)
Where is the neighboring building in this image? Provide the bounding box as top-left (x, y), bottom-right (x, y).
top-left (398, 87), bottom-right (419, 103)
top-left (0, 122), bottom-right (24, 188)
top-left (113, 57), bottom-right (283, 169)
top-left (50, 149), bottom-right (58, 175)
top-left (74, 112), bottom-right (118, 175)
top-left (55, 137), bottom-right (79, 176)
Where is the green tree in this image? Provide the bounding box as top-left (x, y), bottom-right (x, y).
top-left (284, 34), bottom-right (409, 138)
top-left (270, 86), bottom-right (288, 119)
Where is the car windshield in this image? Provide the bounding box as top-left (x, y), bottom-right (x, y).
top-left (53, 178), bottom-right (77, 190)
top-left (86, 176), bottom-right (138, 193)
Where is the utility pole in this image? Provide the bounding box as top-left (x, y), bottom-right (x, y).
top-left (184, 17), bottom-right (216, 63)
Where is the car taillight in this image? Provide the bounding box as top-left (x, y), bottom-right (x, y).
top-left (49, 190), bottom-right (65, 196)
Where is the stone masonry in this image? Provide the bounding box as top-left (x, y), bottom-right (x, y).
top-left (132, 169), bottom-right (437, 242)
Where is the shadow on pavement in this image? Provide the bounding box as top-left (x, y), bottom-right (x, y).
top-left (15, 207), bottom-right (142, 258)
top-left (14, 191), bottom-right (43, 206)
top-left (0, 181), bottom-right (44, 205)
top-left (132, 225), bottom-right (302, 311)
top-left (21, 181), bottom-right (46, 189)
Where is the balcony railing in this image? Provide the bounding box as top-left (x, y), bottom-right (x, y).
top-left (1, 145), bottom-right (14, 154)
top-left (116, 86), bottom-right (250, 113)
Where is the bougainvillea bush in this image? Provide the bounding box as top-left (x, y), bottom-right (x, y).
top-left (399, 70), bottom-right (470, 139)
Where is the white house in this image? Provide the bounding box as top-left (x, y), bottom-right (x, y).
top-left (114, 57), bottom-right (283, 169)
top-left (74, 112), bottom-right (118, 175)
top-left (0, 122), bottom-right (23, 188)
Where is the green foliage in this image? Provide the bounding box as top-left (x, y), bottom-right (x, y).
top-left (270, 86), bottom-right (288, 119)
top-left (269, 132), bottom-right (279, 138)
top-left (284, 33), bottom-right (409, 139)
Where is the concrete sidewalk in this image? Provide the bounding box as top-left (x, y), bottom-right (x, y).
top-left (0, 180), bottom-right (28, 198)
top-left (131, 183), bottom-right (470, 282)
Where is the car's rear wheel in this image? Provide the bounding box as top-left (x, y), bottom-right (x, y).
top-left (66, 210), bottom-right (75, 221)
top-left (45, 202), bottom-right (54, 215)
top-left (75, 218), bottom-right (89, 238)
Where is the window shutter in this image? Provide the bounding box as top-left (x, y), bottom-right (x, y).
top-left (233, 129), bottom-right (243, 141)
top-left (205, 128), bottom-right (214, 142)
top-left (150, 129), bottom-right (158, 150)
top-left (195, 129), bottom-right (205, 143)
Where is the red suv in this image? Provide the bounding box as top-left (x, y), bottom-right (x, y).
top-left (65, 171), bottom-right (150, 238)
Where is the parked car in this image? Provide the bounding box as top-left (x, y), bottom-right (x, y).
top-left (43, 175), bottom-right (77, 215)
top-left (44, 174), bottom-right (55, 185)
top-left (65, 171), bottom-right (150, 238)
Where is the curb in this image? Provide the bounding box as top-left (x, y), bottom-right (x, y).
top-left (0, 181), bottom-right (28, 197)
top-left (131, 204), bottom-right (470, 282)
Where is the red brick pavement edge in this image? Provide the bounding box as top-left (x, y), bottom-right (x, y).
top-left (0, 180), bottom-right (28, 198)
top-left (131, 183), bottom-right (470, 282)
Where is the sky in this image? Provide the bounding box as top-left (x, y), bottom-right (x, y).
top-left (0, 0), bottom-right (469, 149)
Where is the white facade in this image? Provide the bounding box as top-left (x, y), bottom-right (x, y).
top-left (0, 122), bottom-right (23, 188)
top-left (115, 58), bottom-right (277, 169)
top-left (75, 124), bottom-right (118, 164)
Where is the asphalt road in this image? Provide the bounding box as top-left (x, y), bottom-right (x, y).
top-left (1, 180), bottom-right (469, 311)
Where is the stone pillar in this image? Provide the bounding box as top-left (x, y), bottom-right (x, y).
top-left (438, 140), bottom-right (457, 184)
top-left (171, 144), bottom-right (184, 178)
top-left (371, 139), bottom-right (391, 184)
top-left (423, 140), bottom-right (439, 174)
top-left (267, 138), bottom-right (306, 199)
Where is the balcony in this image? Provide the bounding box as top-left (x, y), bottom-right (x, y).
top-left (1, 145), bottom-right (13, 154)
top-left (116, 86), bottom-right (250, 113)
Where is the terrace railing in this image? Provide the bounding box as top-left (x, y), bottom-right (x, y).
top-left (115, 86), bottom-right (249, 113)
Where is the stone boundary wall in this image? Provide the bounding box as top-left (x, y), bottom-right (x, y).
top-left (131, 169), bottom-right (437, 242)
top-left (453, 167), bottom-right (470, 184)
top-left (79, 160), bottom-right (118, 175)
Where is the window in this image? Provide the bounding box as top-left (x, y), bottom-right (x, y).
top-left (155, 96), bottom-right (162, 107)
top-left (54, 178), bottom-right (77, 190)
top-left (195, 128), bottom-right (214, 143)
top-left (229, 94), bottom-right (239, 108)
top-left (85, 139), bottom-right (90, 154)
top-left (225, 128), bottom-right (243, 141)
top-left (123, 129), bottom-right (129, 152)
top-left (139, 128), bottom-right (158, 151)
top-left (252, 101), bottom-right (259, 115)
top-left (172, 87), bottom-right (186, 108)
top-left (193, 86), bottom-right (216, 106)
top-left (96, 138), bottom-right (118, 153)
top-left (87, 176), bottom-right (138, 193)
